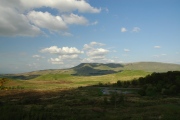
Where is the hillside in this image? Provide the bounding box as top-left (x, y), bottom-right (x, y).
top-left (123, 62), bottom-right (180, 72)
top-left (73, 62), bottom-right (180, 73)
top-left (72, 63), bottom-right (123, 76)
top-left (1, 62), bottom-right (180, 80)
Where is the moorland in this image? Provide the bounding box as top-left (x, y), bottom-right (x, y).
top-left (0, 62), bottom-right (180, 120)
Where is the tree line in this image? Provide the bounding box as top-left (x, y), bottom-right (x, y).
top-left (114, 71), bottom-right (180, 96)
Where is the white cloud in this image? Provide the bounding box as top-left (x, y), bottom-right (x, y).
top-left (28, 11), bottom-right (67, 32)
top-left (121, 27), bottom-right (127, 32)
top-left (82, 57), bottom-right (115, 63)
top-left (48, 54), bottom-right (80, 65)
top-left (20, 0), bottom-right (101, 13)
top-left (132, 27), bottom-right (140, 32)
top-left (61, 54), bottom-right (79, 59)
top-left (124, 49), bottom-right (130, 52)
top-left (41, 46), bottom-right (84, 55)
top-left (48, 58), bottom-right (64, 65)
top-left (0, 0), bottom-right (100, 36)
top-left (90, 41), bottom-right (105, 46)
top-left (83, 41), bottom-right (105, 50)
top-left (41, 46), bottom-right (83, 65)
top-left (87, 48), bottom-right (109, 57)
top-left (83, 44), bottom-right (92, 50)
top-left (154, 46), bottom-right (161, 49)
top-left (0, 5), bottom-right (41, 36)
top-left (62, 13), bottom-right (88, 25)
top-left (82, 42), bottom-right (112, 63)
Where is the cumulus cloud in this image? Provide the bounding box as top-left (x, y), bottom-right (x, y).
top-left (0, 5), bottom-right (41, 36)
top-left (132, 27), bottom-right (140, 32)
top-left (27, 11), bottom-right (67, 32)
top-left (40, 42), bottom-right (121, 65)
top-left (82, 42), bottom-right (113, 63)
top-left (62, 13), bottom-right (88, 25)
top-left (48, 58), bottom-right (64, 65)
top-left (48, 54), bottom-right (80, 65)
top-left (40, 46), bottom-right (83, 65)
top-left (87, 48), bottom-right (109, 57)
top-left (154, 46), bottom-right (161, 49)
top-left (20, 0), bottom-right (101, 13)
top-left (90, 41), bottom-right (105, 46)
top-left (40, 46), bottom-right (84, 55)
top-left (0, 0), bottom-right (101, 36)
top-left (121, 27), bottom-right (127, 32)
top-left (82, 56), bottom-right (115, 63)
top-left (83, 41), bottom-right (105, 50)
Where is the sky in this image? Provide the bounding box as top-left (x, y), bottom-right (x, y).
top-left (0, 0), bottom-right (180, 74)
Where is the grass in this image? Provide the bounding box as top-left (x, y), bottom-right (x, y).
top-left (2, 70), bottom-right (151, 90)
top-left (114, 70), bottom-right (150, 81)
top-left (123, 62), bottom-right (180, 72)
top-left (33, 74), bottom-right (72, 81)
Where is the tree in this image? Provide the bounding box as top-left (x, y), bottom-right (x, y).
top-left (117, 80), bottom-right (122, 87)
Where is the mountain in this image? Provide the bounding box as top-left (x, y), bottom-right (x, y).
top-left (1, 62), bottom-right (180, 79)
top-left (73, 63), bottom-right (123, 70)
top-left (73, 65), bottom-right (117, 76)
top-left (71, 62), bottom-right (180, 76)
top-left (73, 62), bottom-right (180, 73)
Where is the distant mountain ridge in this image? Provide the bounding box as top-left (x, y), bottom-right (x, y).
top-left (73, 63), bottom-right (124, 69)
top-left (73, 62), bottom-right (180, 72)
top-left (73, 65), bottom-right (118, 76)
top-left (71, 62), bottom-right (180, 76)
top-left (1, 62), bottom-right (180, 78)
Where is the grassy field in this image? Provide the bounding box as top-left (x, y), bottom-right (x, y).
top-left (2, 70), bottom-right (150, 90)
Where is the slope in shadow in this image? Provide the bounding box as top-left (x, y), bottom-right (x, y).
top-left (72, 66), bottom-right (118, 76)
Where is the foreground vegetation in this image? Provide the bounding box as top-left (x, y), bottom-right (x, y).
top-left (0, 87), bottom-right (180, 120)
top-left (113, 71), bottom-right (180, 96)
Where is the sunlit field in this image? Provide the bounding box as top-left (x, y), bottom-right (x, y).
top-left (2, 70), bottom-right (150, 90)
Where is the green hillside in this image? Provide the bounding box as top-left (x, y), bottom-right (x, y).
top-left (72, 62), bottom-right (180, 75)
top-left (123, 62), bottom-right (180, 72)
top-left (1, 62), bottom-right (180, 80)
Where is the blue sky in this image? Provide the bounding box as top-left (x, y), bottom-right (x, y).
top-left (0, 0), bottom-right (180, 74)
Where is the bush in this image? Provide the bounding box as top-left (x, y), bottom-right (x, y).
top-left (145, 84), bottom-right (157, 96)
top-left (138, 88), bottom-right (146, 96)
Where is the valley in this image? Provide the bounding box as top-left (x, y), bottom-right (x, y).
top-left (0, 62), bottom-right (180, 120)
